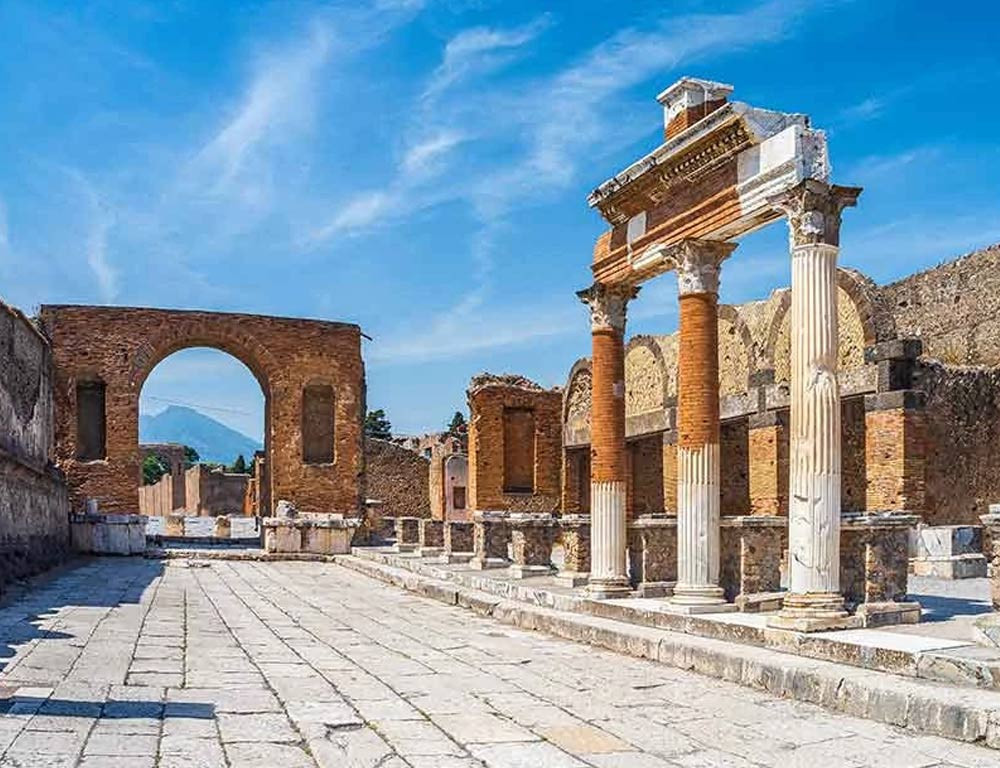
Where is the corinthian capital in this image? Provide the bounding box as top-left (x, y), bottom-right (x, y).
top-left (769, 179), bottom-right (862, 249)
top-left (577, 283), bottom-right (639, 333)
top-left (663, 238), bottom-right (737, 296)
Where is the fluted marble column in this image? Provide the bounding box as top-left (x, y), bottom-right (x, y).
top-left (666, 239), bottom-right (737, 612)
top-left (768, 180), bottom-right (862, 632)
top-left (577, 282), bottom-right (638, 598)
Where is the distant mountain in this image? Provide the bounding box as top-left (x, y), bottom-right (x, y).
top-left (140, 405), bottom-right (262, 465)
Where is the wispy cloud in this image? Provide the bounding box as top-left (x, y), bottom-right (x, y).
top-left (64, 169), bottom-right (118, 303)
top-left (186, 22), bottom-right (333, 201)
top-left (354, 0), bottom-right (817, 362)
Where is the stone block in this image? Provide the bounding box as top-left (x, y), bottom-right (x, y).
top-left (394, 517), bottom-right (420, 553)
top-left (720, 516), bottom-right (786, 603)
top-left (557, 515), bottom-right (591, 578)
top-left (980, 513), bottom-right (1000, 609)
top-left (508, 514), bottom-right (557, 578)
top-left (626, 515), bottom-right (677, 593)
top-left (471, 512), bottom-right (510, 569)
top-left (164, 514), bottom-right (185, 537)
top-left (70, 513), bottom-right (146, 555)
top-left (417, 519), bottom-right (444, 557)
top-left (214, 516), bottom-right (231, 539)
top-left (841, 512), bottom-right (921, 624)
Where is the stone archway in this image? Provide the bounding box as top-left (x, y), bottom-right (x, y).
top-left (39, 305), bottom-right (364, 517)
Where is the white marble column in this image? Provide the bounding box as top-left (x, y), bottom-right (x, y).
top-left (664, 239), bottom-right (736, 613)
top-left (577, 283), bottom-right (638, 599)
top-left (768, 180), bottom-right (861, 631)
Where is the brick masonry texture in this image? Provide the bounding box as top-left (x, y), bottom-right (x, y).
top-left (39, 305), bottom-right (364, 516)
top-left (467, 374), bottom-right (562, 513)
top-left (0, 301), bottom-right (70, 588)
top-left (563, 244), bottom-right (1000, 528)
top-left (364, 437), bottom-right (430, 518)
top-left (841, 521), bottom-right (911, 605)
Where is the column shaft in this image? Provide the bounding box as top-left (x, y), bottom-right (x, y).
top-left (589, 326), bottom-right (628, 592)
top-left (787, 243), bottom-right (842, 597)
top-left (578, 283), bottom-right (636, 598)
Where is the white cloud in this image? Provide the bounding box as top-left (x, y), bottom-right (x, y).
top-left (190, 22), bottom-right (333, 197)
top-left (846, 144), bottom-right (942, 180)
top-left (63, 169), bottom-right (118, 303)
top-left (402, 130), bottom-right (465, 176)
top-left (423, 16), bottom-right (551, 99)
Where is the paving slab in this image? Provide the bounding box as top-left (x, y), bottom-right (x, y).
top-left (0, 557), bottom-right (995, 767)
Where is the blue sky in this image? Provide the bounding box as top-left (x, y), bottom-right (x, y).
top-left (2, 0), bottom-right (999, 440)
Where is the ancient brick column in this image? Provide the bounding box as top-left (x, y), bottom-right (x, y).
top-left (577, 283), bottom-right (638, 598)
top-left (664, 239), bottom-right (735, 612)
top-left (768, 180), bottom-right (861, 632)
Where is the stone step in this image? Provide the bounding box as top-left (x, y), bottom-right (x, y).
top-left (336, 552), bottom-right (1000, 751)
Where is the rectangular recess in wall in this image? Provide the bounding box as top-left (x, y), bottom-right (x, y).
top-left (302, 384), bottom-right (335, 464)
top-left (76, 380), bottom-right (107, 461)
top-left (453, 486), bottom-right (466, 510)
top-left (503, 407), bottom-right (535, 493)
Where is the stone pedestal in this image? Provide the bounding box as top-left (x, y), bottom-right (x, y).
top-left (627, 515), bottom-right (677, 597)
top-left (910, 525), bottom-right (987, 579)
top-left (841, 512), bottom-right (921, 627)
top-left (263, 516), bottom-right (360, 555)
top-left (164, 513), bottom-right (186, 538)
top-left (71, 514), bottom-right (146, 555)
top-left (441, 520), bottom-right (474, 564)
top-left (470, 512), bottom-right (511, 570)
top-left (508, 513), bottom-right (557, 578)
top-left (556, 515), bottom-right (591, 587)
top-left (394, 516), bottom-right (421, 553)
top-left (213, 516), bottom-right (231, 539)
top-left (418, 519), bottom-right (444, 557)
top-left (720, 516), bottom-right (786, 609)
top-left (980, 511), bottom-right (1000, 610)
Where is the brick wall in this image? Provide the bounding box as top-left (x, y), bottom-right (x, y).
top-left (841, 397), bottom-right (867, 513)
top-left (0, 300), bottom-right (70, 586)
top-left (720, 418), bottom-right (750, 515)
top-left (39, 305), bottom-right (364, 516)
top-left (628, 434), bottom-right (663, 516)
top-left (364, 437), bottom-right (430, 518)
top-left (468, 374), bottom-right (562, 513)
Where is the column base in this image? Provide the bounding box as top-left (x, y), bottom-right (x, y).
top-left (439, 552), bottom-right (474, 565)
top-left (667, 584), bottom-right (733, 613)
top-left (586, 577), bottom-right (632, 600)
top-left (767, 592), bottom-right (860, 632)
top-left (555, 571), bottom-right (590, 588)
top-left (509, 564), bottom-right (556, 579)
top-left (469, 557), bottom-right (510, 570)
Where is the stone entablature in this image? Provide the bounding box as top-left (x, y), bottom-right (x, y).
top-left (588, 82), bottom-right (828, 287)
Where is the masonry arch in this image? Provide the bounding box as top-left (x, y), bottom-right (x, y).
top-left (40, 305), bottom-right (365, 517)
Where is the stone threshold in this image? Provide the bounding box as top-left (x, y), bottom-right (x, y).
top-left (349, 548), bottom-right (1000, 693)
top-left (336, 551), bottom-right (1000, 750)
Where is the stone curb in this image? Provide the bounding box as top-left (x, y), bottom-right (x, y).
top-left (351, 547), bottom-right (1000, 691)
top-left (336, 553), bottom-right (1000, 750)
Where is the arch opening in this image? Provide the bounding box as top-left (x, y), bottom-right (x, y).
top-left (138, 347), bottom-right (268, 523)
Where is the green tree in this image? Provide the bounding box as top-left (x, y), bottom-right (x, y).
top-left (230, 454), bottom-right (248, 474)
top-left (183, 445), bottom-right (200, 467)
top-left (142, 454), bottom-right (170, 486)
top-left (364, 409), bottom-right (392, 440)
top-left (447, 411), bottom-right (467, 436)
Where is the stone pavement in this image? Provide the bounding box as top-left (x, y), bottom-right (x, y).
top-left (0, 559), bottom-right (995, 767)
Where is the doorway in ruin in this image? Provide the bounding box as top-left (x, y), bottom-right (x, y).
top-left (137, 347), bottom-right (269, 534)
